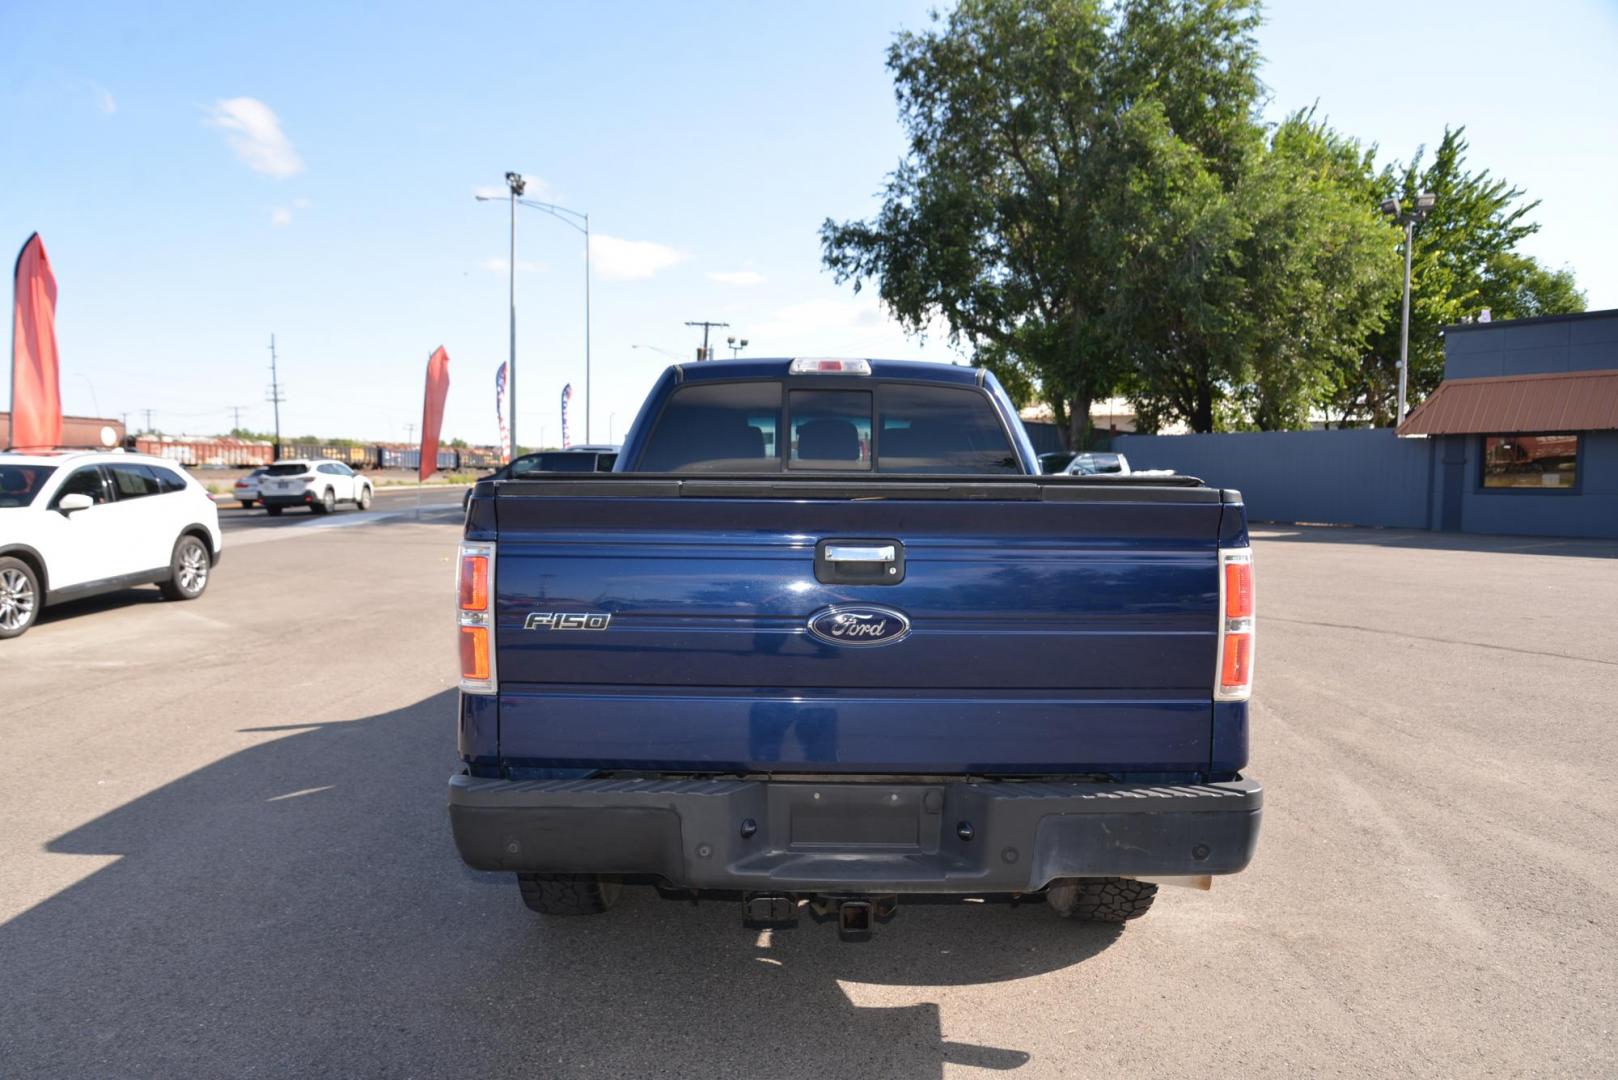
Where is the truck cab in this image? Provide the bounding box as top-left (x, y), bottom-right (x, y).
top-left (449, 358), bottom-right (1260, 934)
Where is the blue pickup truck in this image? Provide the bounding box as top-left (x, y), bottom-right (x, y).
top-left (449, 358), bottom-right (1260, 936)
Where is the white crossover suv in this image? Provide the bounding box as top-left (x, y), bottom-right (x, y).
top-left (0, 451), bottom-right (223, 639)
top-left (256, 459), bottom-right (374, 516)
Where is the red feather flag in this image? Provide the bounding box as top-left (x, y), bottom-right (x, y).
top-left (419, 346), bottom-right (451, 481)
top-left (10, 233), bottom-right (62, 451)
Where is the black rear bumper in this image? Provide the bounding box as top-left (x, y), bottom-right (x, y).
top-left (447, 774), bottom-right (1262, 893)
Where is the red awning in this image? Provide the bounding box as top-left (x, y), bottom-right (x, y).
top-left (1399, 369), bottom-right (1618, 435)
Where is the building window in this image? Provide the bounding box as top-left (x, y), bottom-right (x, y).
top-left (1481, 434), bottom-right (1579, 491)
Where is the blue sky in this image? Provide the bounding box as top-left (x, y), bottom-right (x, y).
top-left (3, 0), bottom-right (1615, 446)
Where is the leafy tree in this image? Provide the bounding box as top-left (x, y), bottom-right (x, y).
top-left (1234, 113), bottom-right (1400, 430)
top-left (821, 0), bottom-right (1265, 447)
top-left (1330, 128), bottom-right (1586, 425)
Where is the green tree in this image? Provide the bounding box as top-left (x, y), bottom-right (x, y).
top-left (1331, 127), bottom-right (1586, 425)
top-left (1234, 113), bottom-right (1400, 430)
top-left (821, 0), bottom-right (1265, 447)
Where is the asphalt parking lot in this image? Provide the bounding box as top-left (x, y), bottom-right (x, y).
top-left (2, 513), bottom-right (1614, 1078)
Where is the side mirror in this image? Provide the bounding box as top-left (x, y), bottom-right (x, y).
top-left (58, 493), bottom-right (94, 513)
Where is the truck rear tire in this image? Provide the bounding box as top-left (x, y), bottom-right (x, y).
top-left (516, 873), bottom-right (622, 916)
top-left (1045, 877), bottom-right (1158, 923)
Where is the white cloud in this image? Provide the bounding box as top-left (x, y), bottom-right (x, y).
top-left (590, 233), bottom-right (686, 281)
top-left (205, 97), bottom-right (304, 178)
top-left (744, 295), bottom-right (960, 359)
top-left (292, 197), bottom-right (312, 209)
top-left (482, 258), bottom-right (546, 274)
top-left (708, 270), bottom-right (765, 286)
top-left (270, 207), bottom-right (293, 227)
top-left (94, 85), bottom-right (116, 115)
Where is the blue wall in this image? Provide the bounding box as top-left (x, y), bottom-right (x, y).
top-left (1442, 431), bottom-right (1618, 539)
top-left (1444, 309), bottom-right (1618, 379)
top-left (1113, 428), bottom-right (1434, 528)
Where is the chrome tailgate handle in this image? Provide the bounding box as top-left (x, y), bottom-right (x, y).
top-left (824, 544), bottom-right (896, 563)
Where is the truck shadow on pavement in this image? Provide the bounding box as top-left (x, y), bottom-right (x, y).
top-left (2, 690), bottom-right (1122, 1078)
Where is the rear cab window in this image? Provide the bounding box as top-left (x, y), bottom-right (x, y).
top-left (635, 379), bottom-right (1019, 474)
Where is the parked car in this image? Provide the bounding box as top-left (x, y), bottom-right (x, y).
top-left (232, 467), bottom-right (269, 508)
top-left (1064, 451), bottom-right (1131, 476)
top-left (462, 446), bottom-right (619, 510)
top-left (449, 358), bottom-right (1260, 933)
top-left (0, 451), bottom-right (223, 639)
top-left (1037, 451), bottom-right (1076, 474)
top-left (257, 459), bottom-right (374, 515)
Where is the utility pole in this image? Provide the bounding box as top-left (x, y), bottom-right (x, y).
top-left (266, 334), bottom-right (286, 459)
top-left (227, 405), bottom-right (247, 430)
top-left (141, 408), bottom-right (155, 434)
top-left (685, 320), bottom-right (729, 362)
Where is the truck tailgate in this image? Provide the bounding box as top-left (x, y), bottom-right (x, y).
top-left (489, 481), bottom-right (1227, 774)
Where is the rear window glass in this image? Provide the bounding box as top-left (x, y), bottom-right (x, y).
top-left (267, 463), bottom-right (309, 476)
top-left (638, 382), bottom-right (782, 473)
top-left (789, 390), bottom-right (871, 470)
top-left (0, 465), bottom-right (56, 507)
top-left (876, 385), bottom-right (1019, 474)
top-left (510, 453), bottom-right (602, 477)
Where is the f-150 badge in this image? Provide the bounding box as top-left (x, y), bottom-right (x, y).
top-left (523, 612), bottom-right (612, 630)
top-left (807, 605), bottom-right (911, 647)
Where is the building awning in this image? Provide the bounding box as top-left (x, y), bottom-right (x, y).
top-left (1399, 369), bottom-right (1618, 436)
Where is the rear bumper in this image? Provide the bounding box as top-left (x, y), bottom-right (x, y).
top-left (447, 773), bottom-right (1262, 893)
top-left (260, 492), bottom-right (314, 507)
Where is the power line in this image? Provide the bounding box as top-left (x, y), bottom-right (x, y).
top-left (685, 320), bottom-right (729, 362)
top-left (227, 405), bottom-right (247, 429)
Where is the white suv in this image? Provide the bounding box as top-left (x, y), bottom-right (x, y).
top-left (257, 459), bottom-right (374, 516)
top-left (0, 452), bottom-right (223, 639)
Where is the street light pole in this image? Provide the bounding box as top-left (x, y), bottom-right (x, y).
top-left (478, 174), bottom-right (527, 461)
top-left (505, 172), bottom-right (524, 460)
top-left (1380, 191), bottom-right (1436, 427)
top-left (1398, 216), bottom-right (1414, 425)
top-left (584, 212), bottom-right (592, 444)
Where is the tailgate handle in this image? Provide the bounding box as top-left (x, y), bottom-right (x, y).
top-left (824, 544), bottom-right (896, 563)
top-left (816, 538), bottom-right (905, 585)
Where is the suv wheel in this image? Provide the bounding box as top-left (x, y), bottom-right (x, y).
top-left (517, 873), bottom-right (622, 916)
top-left (1045, 877), bottom-right (1158, 923)
top-left (356, 485), bottom-right (372, 510)
top-left (265, 505), bottom-right (283, 516)
top-left (315, 488), bottom-right (336, 514)
top-left (160, 536), bottom-right (211, 601)
top-left (0, 557), bottom-right (41, 639)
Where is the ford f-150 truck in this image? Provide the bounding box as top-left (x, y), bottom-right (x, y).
top-left (449, 358), bottom-right (1260, 937)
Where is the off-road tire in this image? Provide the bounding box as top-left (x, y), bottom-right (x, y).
top-left (315, 488), bottom-right (336, 514)
top-left (265, 505), bottom-right (283, 517)
top-left (1045, 877), bottom-right (1158, 923)
top-left (356, 485), bottom-right (372, 510)
top-left (517, 873), bottom-right (622, 916)
top-left (159, 535), bottom-right (211, 601)
top-left (0, 556), bottom-right (41, 639)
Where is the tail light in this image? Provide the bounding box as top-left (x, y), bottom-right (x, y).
top-left (457, 541), bottom-right (497, 694)
top-left (1215, 547), bottom-right (1254, 701)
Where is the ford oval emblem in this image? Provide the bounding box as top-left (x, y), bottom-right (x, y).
top-left (806, 604), bottom-right (911, 648)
